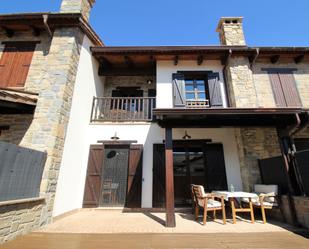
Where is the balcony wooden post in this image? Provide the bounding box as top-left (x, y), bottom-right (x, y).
top-left (165, 126), bottom-right (176, 227)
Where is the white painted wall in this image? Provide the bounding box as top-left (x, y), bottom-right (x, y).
top-left (53, 57), bottom-right (242, 217)
top-left (53, 36), bottom-right (104, 216)
top-left (156, 60), bottom-right (228, 108)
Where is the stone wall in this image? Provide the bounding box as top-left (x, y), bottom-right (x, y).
top-left (225, 56), bottom-right (257, 108)
top-left (0, 199), bottom-right (45, 244)
top-left (20, 27), bottom-right (85, 226)
top-left (104, 76), bottom-right (156, 97)
top-left (60, 0), bottom-right (95, 21)
top-left (0, 27), bottom-right (86, 243)
top-left (0, 115), bottom-right (33, 144)
top-left (235, 128), bottom-right (281, 191)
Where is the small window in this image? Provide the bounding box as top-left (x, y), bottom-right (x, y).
top-left (185, 78), bottom-right (208, 100)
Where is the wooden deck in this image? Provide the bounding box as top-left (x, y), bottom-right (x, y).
top-left (2, 232), bottom-right (309, 249)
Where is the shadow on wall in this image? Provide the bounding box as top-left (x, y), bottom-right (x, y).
top-left (142, 123), bottom-right (164, 208)
top-left (0, 114), bottom-right (33, 145)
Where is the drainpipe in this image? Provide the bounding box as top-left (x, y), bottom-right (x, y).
top-left (43, 14), bottom-right (53, 37)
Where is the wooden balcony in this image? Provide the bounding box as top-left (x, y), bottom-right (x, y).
top-left (91, 97), bottom-right (156, 122)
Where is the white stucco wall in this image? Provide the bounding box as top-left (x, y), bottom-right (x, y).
top-left (156, 60), bottom-right (228, 108)
top-left (53, 36), bottom-right (104, 216)
top-left (53, 57), bottom-right (242, 217)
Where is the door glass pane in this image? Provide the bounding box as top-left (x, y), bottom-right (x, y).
top-left (101, 146), bottom-right (129, 206)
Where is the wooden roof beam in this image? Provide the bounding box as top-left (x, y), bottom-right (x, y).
top-left (124, 55), bottom-right (134, 67)
top-left (221, 49), bottom-right (232, 65)
top-left (31, 26), bottom-right (41, 36)
top-left (174, 55), bottom-right (179, 65)
top-left (1, 26), bottom-right (14, 38)
top-left (197, 55), bottom-right (204, 65)
top-left (249, 48), bottom-right (259, 68)
top-left (270, 55), bottom-right (280, 64)
top-left (294, 55), bottom-right (305, 64)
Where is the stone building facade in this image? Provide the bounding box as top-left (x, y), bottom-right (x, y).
top-left (0, 0), bottom-right (99, 243)
top-left (0, 1), bottom-right (309, 244)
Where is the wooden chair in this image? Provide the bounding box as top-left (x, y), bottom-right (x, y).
top-left (191, 184), bottom-right (226, 225)
top-left (241, 184), bottom-right (279, 223)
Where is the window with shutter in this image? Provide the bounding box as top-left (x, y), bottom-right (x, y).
top-left (173, 71), bottom-right (224, 108)
top-left (0, 42), bottom-right (36, 88)
top-left (267, 69), bottom-right (302, 107)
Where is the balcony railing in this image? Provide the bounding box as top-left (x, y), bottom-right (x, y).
top-left (91, 97), bottom-right (156, 122)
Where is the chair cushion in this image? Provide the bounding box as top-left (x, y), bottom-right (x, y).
top-left (197, 198), bottom-right (222, 208)
top-left (254, 184), bottom-right (278, 195)
top-left (241, 198), bottom-right (278, 207)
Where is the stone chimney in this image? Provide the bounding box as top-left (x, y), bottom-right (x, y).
top-left (60, 0), bottom-right (95, 21)
top-left (216, 17), bottom-right (246, 46)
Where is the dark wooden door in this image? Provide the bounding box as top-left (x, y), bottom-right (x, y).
top-left (203, 143), bottom-right (228, 192)
top-left (101, 145), bottom-right (129, 207)
top-left (0, 42), bottom-right (36, 88)
top-left (152, 144), bottom-right (166, 208)
top-left (83, 145), bottom-right (104, 208)
top-left (152, 142), bottom-right (228, 207)
top-left (126, 144), bottom-right (143, 208)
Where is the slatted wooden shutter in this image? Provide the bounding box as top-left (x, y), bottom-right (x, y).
top-left (279, 73), bottom-right (302, 107)
top-left (0, 42), bottom-right (36, 88)
top-left (126, 144), bottom-right (143, 208)
top-left (208, 72), bottom-right (223, 107)
top-left (83, 145), bottom-right (104, 208)
top-left (172, 73), bottom-right (186, 107)
top-left (269, 70), bottom-right (302, 107)
top-left (203, 143), bottom-right (227, 192)
top-left (269, 73), bottom-right (286, 107)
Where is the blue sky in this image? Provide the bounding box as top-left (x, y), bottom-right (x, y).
top-left (1, 0), bottom-right (309, 46)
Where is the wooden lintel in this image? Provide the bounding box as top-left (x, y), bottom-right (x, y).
top-left (197, 55), bottom-right (204, 65)
top-left (249, 48), bottom-right (259, 68)
top-left (270, 55), bottom-right (280, 64)
top-left (294, 55), bottom-right (305, 64)
top-left (99, 66), bottom-right (156, 76)
top-left (31, 26), bottom-right (41, 36)
top-left (165, 127), bottom-right (176, 227)
top-left (174, 55), bottom-right (179, 66)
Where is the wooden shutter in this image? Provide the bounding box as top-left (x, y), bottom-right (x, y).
top-left (0, 42), bottom-right (36, 88)
top-left (152, 144), bottom-right (166, 208)
top-left (172, 73), bottom-right (186, 107)
top-left (269, 73), bottom-right (286, 107)
top-left (269, 70), bottom-right (302, 107)
top-left (83, 145), bottom-right (104, 208)
top-left (208, 72), bottom-right (223, 107)
top-left (279, 73), bottom-right (302, 107)
top-left (204, 143), bottom-right (227, 192)
top-left (126, 144), bottom-right (143, 208)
